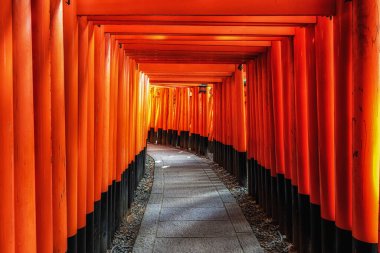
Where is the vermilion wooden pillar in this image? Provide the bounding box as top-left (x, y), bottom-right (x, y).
top-left (94, 24), bottom-right (105, 253)
top-left (63, 1), bottom-right (79, 252)
top-left (352, 0), bottom-right (380, 251)
top-left (294, 27), bottom-right (309, 251)
top-left (0, 1), bottom-right (15, 252)
top-left (271, 41), bottom-right (286, 232)
top-left (51, 0), bottom-right (68, 252)
top-left (256, 56), bottom-right (265, 208)
top-left (78, 16), bottom-right (89, 253)
top-left (101, 32), bottom-right (111, 253)
top-left (116, 47), bottom-right (126, 233)
top-left (281, 38), bottom-right (294, 241)
top-left (315, 16), bottom-right (334, 253)
top-left (267, 48), bottom-right (278, 221)
top-left (32, 0), bottom-right (54, 251)
top-left (334, 1), bottom-right (353, 252)
top-left (262, 54), bottom-right (272, 216)
top-left (86, 21), bottom-right (95, 253)
top-left (13, 0), bottom-right (37, 252)
top-left (305, 24), bottom-right (320, 253)
top-left (251, 60), bottom-right (259, 201)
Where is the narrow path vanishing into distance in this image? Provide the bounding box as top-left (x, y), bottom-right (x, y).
top-left (132, 144), bottom-right (263, 253)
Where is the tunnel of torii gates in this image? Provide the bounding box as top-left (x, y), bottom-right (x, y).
top-left (0, 0), bottom-right (380, 253)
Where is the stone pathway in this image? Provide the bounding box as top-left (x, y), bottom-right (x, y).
top-left (133, 144), bottom-right (263, 253)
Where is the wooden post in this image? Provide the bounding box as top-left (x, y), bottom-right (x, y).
top-left (14, 0), bottom-right (37, 252)
top-left (352, 0), bottom-right (380, 251)
top-left (0, 0), bottom-right (15, 251)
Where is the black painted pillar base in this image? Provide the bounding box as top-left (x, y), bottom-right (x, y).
top-left (115, 181), bottom-right (122, 230)
top-left (190, 134), bottom-right (195, 151)
top-left (167, 129), bottom-right (173, 145)
top-left (310, 203), bottom-right (321, 253)
top-left (265, 169), bottom-right (272, 217)
top-left (77, 227), bottom-right (86, 253)
top-left (237, 151), bottom-right (247, 187)
top-left (298, 194), bottom-right (311, 253)
top-left (148, 128), bottom-right (154, 143)
top-left (208, 140), bottom-right (214, 153)
top-left (179, 131), bottom-right (184, 148)
top-left (277, 174), bottom-right (286, 233)
top-left (157, 128), bottom-right (163, 144)
top-left (162, 130), bottom-right (167, 145)
top-left (352, 238), bottom-right (377, 253)
top-left (285, 179), bottom-right (293, 241)
top-left (232, 149), bottom-right (238, 178)
top-left (336, 227), bottom-right (352, 253)
top-left (321, 218), bottom-right (336, 253)
top-left (292, 185), bottom-right (300, 249)
top-left (226, 145), bottom-right (233, 173)
top-left (184, 131), bottom-right (189, 150)
top-left (100, 191), bottom-right (108, 253)
top-left (68, 234), bottom-right (77, 253)
top-left (172, 130), bottom-right (178, 147)
top-left (199, 136), bottom-right (208, 156)
top-left (252, 160), bottom-right (258, 199)
top-left (107, 184), bottom-right (114, 248)
top-left (271, 175), bottom-right (278, 222)
top-left (94, 200), bottom-right (101, 253)
top-left (257, 164), bottom-right (263, 207)
top-left (247, 159), bottom-right (253, 196)
top-left (86, 212), bottom-right (94, 253)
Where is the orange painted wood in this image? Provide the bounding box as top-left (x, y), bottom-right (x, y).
top-left (94, 25), bottom-right (105, 200)
top-left (32, 0), bottom-right (54, 251)
top-left (352, 0), bottom-right (380, 244)
top-left (256, 56), bottom-right (264, 166)
top-left (271, 41), bottom-right (285, 175)
top-left (63, 0), bottom-right (79, 238)
top-left (235, 66), bottom-right (247, 152)
top-left (102, 33), bottom-right (111, 192)
top-left (51, 0), bottom-right (68, 251)
top-left (305, 25), bottom-right (320, 205)
top-left (78, 16), bottom-right (89, 229)
top-left (281, 38), bottom-right (295, 181)
top-left (77, 0), bottom-right (335, 16)
top-left (116, 47), bottom-right (126, 182)
top-left (87, 15), bottom-right (317, 25)
top-left (14, 0), bottom-right (37, 251)
top-left (0, 0), bottom-right (15, 251)
top-left (315, 17), bottom-right (334, 217)
top-left (266, 49), bottom-right (276, 176)
top-left (104, 25), bottom-right (295, 36)
top-left (334, 0), bottom-right (353, 232)
top-left (87, 22), bottom-right (95, 214)
top-left (293, 27), bottom-right (310, 195)
top-left (114, 34), bottom-right (285, 42)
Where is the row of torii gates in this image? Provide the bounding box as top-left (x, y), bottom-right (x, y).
top-left (0, 0), bottom-right (379, 253)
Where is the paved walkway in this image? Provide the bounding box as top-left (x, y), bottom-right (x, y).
top-left (133, 144), bottom-right (263, 253)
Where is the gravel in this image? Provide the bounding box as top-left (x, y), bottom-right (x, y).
top-left (110, 155), bottom-right (155, 253)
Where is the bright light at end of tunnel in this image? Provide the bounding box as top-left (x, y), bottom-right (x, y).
top-left (162, 165), bottom-right (170, 169)
top-left (156, 160), bottom-right (162, 163)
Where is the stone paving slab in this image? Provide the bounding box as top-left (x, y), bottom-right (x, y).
top-left (157, 220), bottom-right (236, 237)
top-left (225, 203), bottom-right (253, 233)
top-left (159, 207), bottom-right (229, 221)
top-left (153, 237), bottom-right (244, 253)
top-left (162, 197), bottom-right (225, 208)
top-left (133, 144), bottom-right (263, 253)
